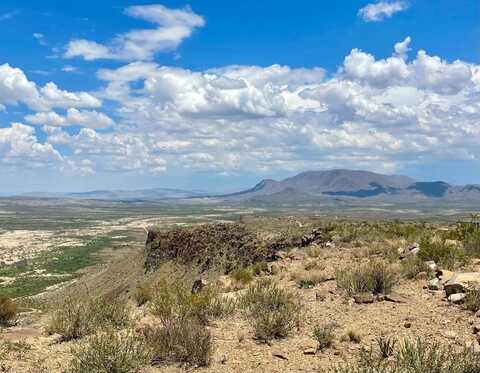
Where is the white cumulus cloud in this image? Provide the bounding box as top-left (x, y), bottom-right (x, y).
top-left (64, 4), bottom-right (205, 61)
top-left (359, 1), bottom-right (409, 22)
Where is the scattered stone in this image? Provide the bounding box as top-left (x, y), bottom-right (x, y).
top-left (425, 261), bottom-right (437, 272)
top-left (354, 293), bottom-right (375, 304)
top-left (428, 278), bottom-right (442, 291)
top-left (476, 310), bottom-right (480, 318)
top-left (448, 293), bottom-right (466, 304)
top-left (191, 279), bottom-right (208, 294)
top-left (303, 348), bottom-right (316, 355)
top-left (272, 350), bottom-right (288, 360)
top-left (384, 293), bottom-right (408, 304)
top-left (276, 251), bottom-right (287, 260)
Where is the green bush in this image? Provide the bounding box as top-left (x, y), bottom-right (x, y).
top-left (230, 268), bottom-right (254, 285)
top-left (313, 323), bottom-right (337, 351)
top-left (419, 237), bottom-right (468, 270)
top-left (336, 261), bottom-right (396, 296)
top-left (400, 256), bottom-right (430, 279)
top-left (67, 328), bottom-right (151, 373)
top-left (239, 279), bottom-right (302, 340)
top-left (0, 297), bottom-right (17, 326)
top-left (46, 295), bottom-right (131, 341)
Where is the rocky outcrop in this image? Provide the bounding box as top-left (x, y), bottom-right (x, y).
top-left (145, 223), bottom-right (267, 273)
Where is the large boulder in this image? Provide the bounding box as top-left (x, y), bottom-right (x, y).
top-left (444, 272), bottom-right (480, 296)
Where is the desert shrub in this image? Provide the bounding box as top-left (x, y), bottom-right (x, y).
top-left (149, 281), bottom-right (235, 326)
top-left (464, 230), bottom-right (480, 256)
top-left (47, 295), bottom-right (131, 341)
top-left (134, 282), bottom-right (153, 306)
top-left (0, 297), bottom-right (17, 326)
top-left (313, 323), bottom-right (337, 351)
top-left (240, 279), bottom-right (302, 340)
top-left (322, 338), bottom-right (480, 373)
top-left (341, 331), bottom-right (361, 344)
top-left (143, 322), bottom-right (212, 367)
top-left (419, 237), bottom-right (468, 270)
top-left (146, 280), bottom-right (220, 367)
top-left (67, 328), bottom-right (151, 373)
top-left (463, 288), bottom-right (480, 312)
top-left (295, 271), bottom-right (327, 289)
top-left (336, 261), bottom-right (396, 296)
top-left (400, 256), bottom-right (430, 279)
top-left (230, 268), bottom-right (254, 285)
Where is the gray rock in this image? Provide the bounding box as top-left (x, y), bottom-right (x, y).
top-left (428, 278), bottom-right (442, 291)
top-left (448, 293), bottom-right (466, 304)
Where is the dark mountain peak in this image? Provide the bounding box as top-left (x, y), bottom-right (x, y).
top-left (407, 181), bottom-right (451, 198)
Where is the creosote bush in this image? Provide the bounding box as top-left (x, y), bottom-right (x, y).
top-left (322, 338), bottom-right (480, 373)
top-left (146, 280), bottom-right (232, 367)
top-left (336, 261), bottom-right (396, 296)
top-left (0, 297), bottom-right (17, 326)
top-left (313, 323), bottom-right (337, 351)
top-left (239, 278), bottom-right (302, 340)
top-left (46, 295), bottom-right (131, 341)
top-left (418, 237), bottom-right (469, 270)
top-left (400, 256), bottom-right (431, 280)
top-left (67, 328), bottom-right (151, 373)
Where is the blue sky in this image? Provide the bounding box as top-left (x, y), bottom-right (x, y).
top-left (0, 0), bottom-right (479, 193)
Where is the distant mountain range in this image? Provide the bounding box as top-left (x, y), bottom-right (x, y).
top-left (222, 170), bottom-right (480, 203)
top-left (20, 188), bottom-right (207, 201)
top-left (13, 169), bottom-right (480, 203)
